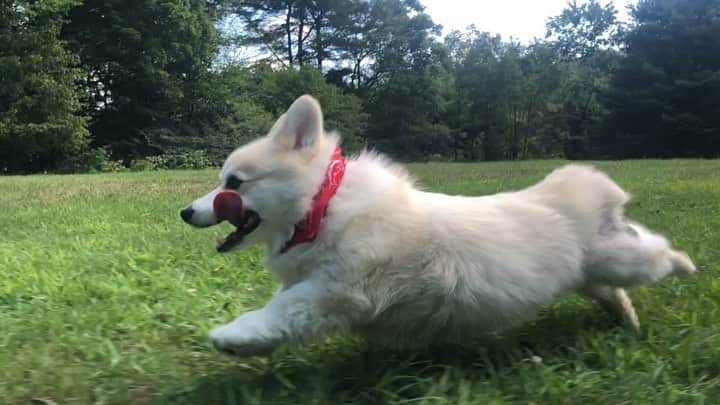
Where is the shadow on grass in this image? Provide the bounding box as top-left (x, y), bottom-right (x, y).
top-left (167, 306), bottom-right (627, 404)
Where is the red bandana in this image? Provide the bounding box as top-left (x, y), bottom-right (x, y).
top-left (282, 146), bottom-right (346, 253)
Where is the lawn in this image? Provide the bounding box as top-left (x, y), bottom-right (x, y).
top-left (1, 160), bottom-right (719, 404)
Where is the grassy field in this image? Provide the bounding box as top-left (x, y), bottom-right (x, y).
top-left (1, 160), bottom-right (719, 404)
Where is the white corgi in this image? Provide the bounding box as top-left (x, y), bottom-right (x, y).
top-left (181, 95), bottom-right (696, 356)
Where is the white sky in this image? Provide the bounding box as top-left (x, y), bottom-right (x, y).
top-left (421, 0), bottom-right (635, 42)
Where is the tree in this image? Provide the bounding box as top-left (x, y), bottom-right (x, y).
top-left (364, 44), bottom-right (453, 160)
top-left (61, 0), bottom-right (220, 160)
top-left (446, 30), bottom-right (503, 160)
top-left (447, 31), bottom-right (533, 160)
top-left (359, 2), bottom-right (448, 160)
top-left (601, 0), bottom-right (720, 158)
top-left (143, 65), bottom-right (275, 163)
top-left (515, 42), bottom-right (565, 159)
top-left (545, 0), bottom-right (621, 158)
top-left (546, 0), bottom-right (620, 61)
top-left (0, 0), bottom-right (89, 173)
top-left (245, 65), bottom-right (368, 151)
top-left (340, 0), bottom-right (440, 92)
top-left (232, 0), bottom-right (367, 70)
top-left (443, 30), bottom-right (568, 161)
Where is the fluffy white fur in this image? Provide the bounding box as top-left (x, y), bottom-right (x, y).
top-left (182, 95), bottom-right (696, 356)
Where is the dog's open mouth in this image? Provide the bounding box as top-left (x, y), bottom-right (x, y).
top-left (216, 210), bottom-right (261, 253)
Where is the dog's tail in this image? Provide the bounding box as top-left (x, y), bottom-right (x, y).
top-left (523, 164), bottom-right (630, 243)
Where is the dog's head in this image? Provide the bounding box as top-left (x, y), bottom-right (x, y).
top-left (180, 95), bottom-right (336, 252)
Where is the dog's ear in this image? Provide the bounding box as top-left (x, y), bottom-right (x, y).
top-left (273, 95), bottom-right (324, 151)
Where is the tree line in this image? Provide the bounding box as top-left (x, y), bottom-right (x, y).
top-left (1, 0), bottom-right (719, 173)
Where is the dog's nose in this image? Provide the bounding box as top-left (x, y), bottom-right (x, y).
top-left (180, 207), bottom-right (195, 223)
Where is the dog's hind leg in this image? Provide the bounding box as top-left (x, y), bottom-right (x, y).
top-left (586, 222), bottom-right (696, 288)
top-left (582, 285), bottom-right (640, 332)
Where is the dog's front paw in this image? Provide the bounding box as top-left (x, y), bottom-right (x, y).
top-left (210, 330), bottom-right (274, 357)
top-left (210, 311), bottom-right (278, 357)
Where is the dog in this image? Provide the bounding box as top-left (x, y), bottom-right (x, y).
top-left (180, 95), bottom-right (697, 356)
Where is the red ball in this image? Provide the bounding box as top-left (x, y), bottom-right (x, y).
top-left (213, 189), bottom-right (244, 227)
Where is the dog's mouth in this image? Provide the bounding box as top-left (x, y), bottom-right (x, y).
top-left (216, 210), bottom-right (261, 253)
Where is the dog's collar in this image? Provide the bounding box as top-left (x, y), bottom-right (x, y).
top-left (281, 146), bottom-right (346, 254)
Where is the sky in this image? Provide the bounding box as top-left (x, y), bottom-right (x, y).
top-left (420, 0), bottom-right (635, 42)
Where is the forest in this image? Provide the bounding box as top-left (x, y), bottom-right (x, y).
top-left (1, 0), bottom-right (719, 173)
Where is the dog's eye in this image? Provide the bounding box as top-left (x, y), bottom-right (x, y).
top-left (224, 175), bottom-right (244, 189)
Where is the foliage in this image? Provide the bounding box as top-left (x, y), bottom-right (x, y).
top-left (544, 0), bottom-right (622, 159)
top-left (364, 42), bottom-right (453, 160)
top-left (2, 0), bottom-right (720, 172)
top-left (546, 0), bottom-right (620, 61)
top-left (353, 0), bottom-right (447, 159)
top-left (600, 0), bottom-right (720, 158)
top-left (0, 0), bottom-right (90, 173)
top-left (141, 66), bottom-right (275, 163)
top-left (57, 146), bottom-right (112, 173)
top-left (1, 160), bottom-right (718, 402)
top-left (231, 0), bottom-right (368, 69)
top-left (60, 0), bottom-right (221, 159)
top-left (444, 32), bottom-right (567, 161)
top-left (130, 150), bottom-right (214, 171)
top-left (246, 65), bottom-right (368, 151)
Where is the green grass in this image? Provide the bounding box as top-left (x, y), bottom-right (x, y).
top-left (1, 160), bottom-right (719, 404)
